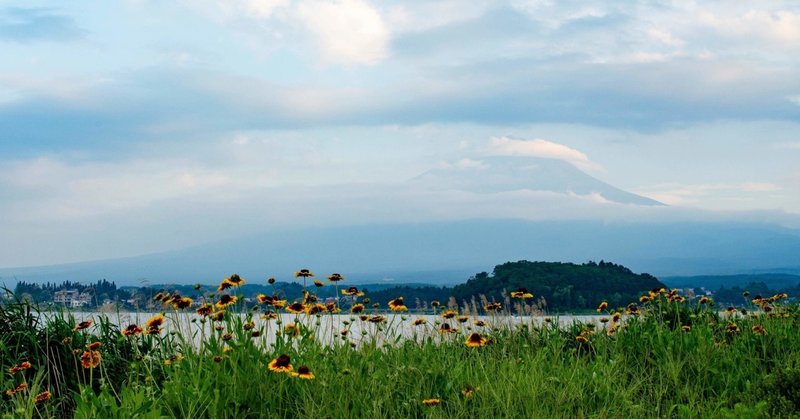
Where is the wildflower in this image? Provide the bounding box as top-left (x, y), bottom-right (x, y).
top-left (342, 287), bottom-right (365, 296)
top-left (145, 314), bottom-right (165, 330)
top-left (294, 269), bottom-right (314, 279)
top-left (5, 388), bottom-right (14, 396)
top-left (473, 320), bottom-right (487, 327)
top-left (388, 297), bottom-right (408, 312)
top-left (303, 291), bottom-right (318, 304)
top-left (725, 322), bottom-right (741, 334)
top-left (222, 333), bottom-right (232, 341)
top-left (218, 280), bottom-right (233, 292)
top-left (413, 318), bottom-right (426, 326)
top-left (73, 320), bottom-right (93, 331)
top-left (439, 323), bottom-right (457, 334)
top-left (612, 312), bottom-right (622, 323)
top-left (544, 317), bottom-right (552, 323)
top-left (368, 315), bottom-right (387, 324)
top-left (462, 385), bottom-right (480, 397)
top-left (272, 299), bottom-right (287, 309)
top-left (196, 304), bottom-right (214, 316)
top-left (422, 399), bottom-right (441, 406)
top-left (725, 306), bottom-right (736, 314)
top-left (699, 296), bottom-right (710, 305)
top-left (313, 280), bottom-right (325, 287)
top-left (268, 354), bottom-right (293, 373)
top-left (326, 273), bottom-right (344, 282)
top-left (284, 323), bottom-right (301, 338)
top-left (34, 390), bottom-right (52, 404)
top-left (510, 288), bottom-right (534, 299)
top-left (261, 312), bottom-right (278, 320)
top-left (575, 335), bottom-right (589, 344)
top-left (599, 317), bottom-right (609, 324)
top-left (625, 304), bottom-right (640, 316)
top-left (681, 325), bottom-right (691, 332)
top-left (213, 356), bottom-right (222, 363)
top-left (267, 277), bottom-right (276, 284)
top-left (325, 302), bottom-right (341, 313)
top-left (251, 330), bottom-right (261, 337)
top-left (226, 274), bottom-right (245, 287)
top-left (80, 350), bottom-right (102, 369)
top-left (752, 325), bottom-right (767, 336)
top-left (431, 301), bottom-right (440, 308)
top-left (359, 315), bottom-right (368, 321)
top-left (212, 310), bottom-right (226, 321)
top-left (596, 301), bottom-right (608, 312)
top-left (174, 297), bottom-right (193, 310)
top-left (639, 295), bottom-right (652, 303)
top-left (350, 304), bottom-right (365, 314)
top-left (340, 329), bottom-right (349, 336)
top-left (484, 302), bottom-right (502, 312)
top-left (13, 383), bottom-right (28, 393)
top-left (9, 361), bottom-right (32, 374)
top-left (87, 341), bottom-right (102, 351)
top-left (441, 310), bottom-right (457, 319)
top-left (457, 315), bottom-right (470, 323)
top-left (306, 303), bottom-right (326, 315)
top-left (216, 294), bottom-right (238, 309)
top-left (243, 321), bottom-right (255, 331)
top-left (465, 333), bottom-right (488, 347)
top-left (291, 365), bottom-right (314, 380)
top-left (165, 354), bottom-right (184, 366)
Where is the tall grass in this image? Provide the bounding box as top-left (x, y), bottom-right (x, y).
top-left (2, 283), bottom-right (799, 418)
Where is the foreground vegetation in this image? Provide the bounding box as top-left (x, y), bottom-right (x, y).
top-left (2, 272), bottom-right (799, 418)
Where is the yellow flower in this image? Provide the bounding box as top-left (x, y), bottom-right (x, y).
top-left (350, 304), bottom-right (365, 314)
top-left (87, 341), bottom-right (102, 351)
top-left (195, 304), bottom-right (214, 316)
top-left (268, 354), bottom-right (293, 373)
top-left (752, 325), bottom-right (766, 336)
top-left (510, 288), bottom-right (534, 299)
top-left (80, 350), bottom-right (102, 369)
top-left (216, 294), bottom-right (238, 309)
top-left (422, 399), bottom-right (441, 406)
top-left (484, 302), bottom-right (502, 312)
top-left (291, 365), bottom-right (314, 380)
top-left (465, 333), bottom-right (488, 347)
top-left (368, 315), bottom-right (387, 324)
top-left (441, 310), bottom-right (457, 319)
top-left (342, 287), bottom-right (365, 297)
top-left (439, 323), bottom-right (457, 334)
top-left (226, 274), bottom-right (245, 286)
top-left (681, 325), bottom-right (691, 332)
top-left (73, 320), bottom-right (93, 331)
top-left (462, 385), bottom-right (480, 397)
top-left (596, 301), bottom-right (608, 312)
top-left (388, 297), bottom-right (408, 312)
top-left (326, 273), bottom-right (344, 282)
top-left (145, 314), bottom-right (165, 329)
top-left (34, 390), bottom-right (52, 404)
top-left (294, 269), bottom-right (314, 278)
top-left (575, 335), bottom-right (589, 344)
top-left (412, 318), bottom-right (426, 326)
top-left (313, 280), bottom-right (325, 287)
top-left (173, 297), bottom-right (193, 310)
top-left (284, 323), bottom-right (301, 338)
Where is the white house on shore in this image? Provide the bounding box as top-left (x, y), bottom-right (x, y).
top-left (53, 290), bottom-right (92, 307)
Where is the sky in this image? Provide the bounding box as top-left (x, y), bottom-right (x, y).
top-left (1, 0), bottom-right (799, 267)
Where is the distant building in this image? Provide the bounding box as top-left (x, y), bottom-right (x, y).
top-left (53, 290), bottom-right (92, 307)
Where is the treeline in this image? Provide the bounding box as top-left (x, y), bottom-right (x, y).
top-left (713, 281), bottom-right (800, 305)
top-left (13, 280), bottom-right (125, 306)
top-left (366, 260), bottom-right (665, 311)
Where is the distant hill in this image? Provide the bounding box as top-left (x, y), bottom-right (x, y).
top-left (662, 274), bottom-right (800, 290)
top-left (368, 260), bottom-right (666, 311)
top-left (450, 260), bottom-right (665, 310)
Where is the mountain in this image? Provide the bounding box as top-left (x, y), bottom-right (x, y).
top-left (1, 219), bottom-right (799, 286)
top-left (410, 156), bottom-right (664, 206)
top-left (662, 274), bottom-right (800, 290)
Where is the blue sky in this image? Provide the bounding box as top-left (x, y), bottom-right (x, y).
top-left (1, 0), bottom-right (800, 267)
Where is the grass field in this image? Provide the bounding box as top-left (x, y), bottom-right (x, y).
top-left (2, 275), bottom-right (799, 418)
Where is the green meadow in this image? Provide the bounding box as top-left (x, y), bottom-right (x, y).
top-left (2, 275), bottom-right (799, 418)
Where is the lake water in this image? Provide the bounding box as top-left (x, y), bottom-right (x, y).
top-left (57, 311), bottom-right (609, 348)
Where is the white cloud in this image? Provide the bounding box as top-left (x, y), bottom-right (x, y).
top-left (636, 182), bottom-right (784, 207)
top-left (488, 136), bottom-right (602, 171)
top-left (246, 0), bottom-right (290, 18)
top-left (296, 0), bottom-right (389, 65)
top-left (699, 10), bottom-right (800, 46)
top-left (789, 95), bottom-right (800, 105)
